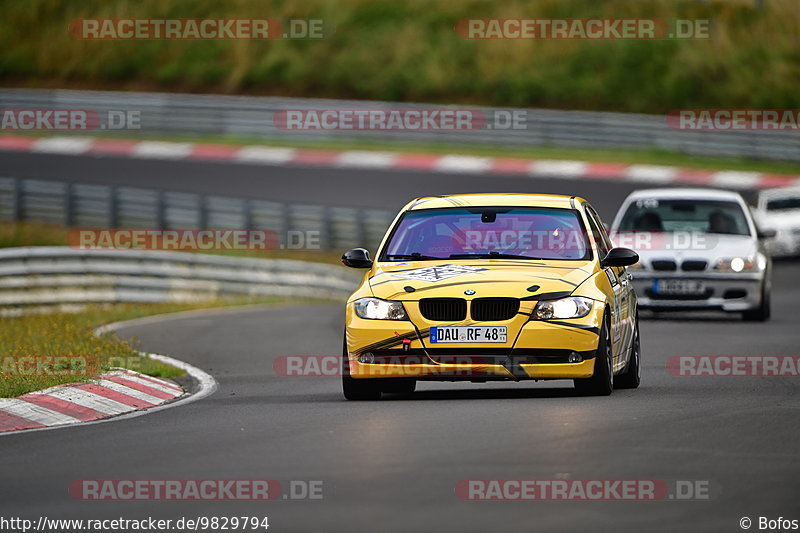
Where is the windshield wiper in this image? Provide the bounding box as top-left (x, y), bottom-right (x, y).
top-left (449, 252), bottom-right (537, 260)
top-left (385, 253), bottom-right (443, 261)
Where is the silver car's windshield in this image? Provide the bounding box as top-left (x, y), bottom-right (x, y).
top-left (766, 197), bottom-right (800, 211)
top-left (618, 199), bottom-right (751, 236)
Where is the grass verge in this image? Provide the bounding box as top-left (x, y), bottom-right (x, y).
top-left (2, 0), bottom-right (798, 114)
top-left (0, 225), bottom-right (345, 397)
top-left (0, 298), bottom-right (290, 398)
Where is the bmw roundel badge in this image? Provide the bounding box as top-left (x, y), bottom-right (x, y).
top-left (464, 289), bottom-right (476, 295)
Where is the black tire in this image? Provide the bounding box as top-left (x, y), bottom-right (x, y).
top-left (614, 317), bottom-right (641, 389)
top-left (380, 378), bottom-right (416, 394)
top-left (743, 283), bottom-right (771, 322)
top-left (574, 313), bottom-right (613, 396)
top-left (342, 338), bottom-right (381, 401)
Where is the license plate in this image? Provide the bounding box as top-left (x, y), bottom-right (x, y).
top-left (653, 279), bottom-right (706, 295)
top-left (429, 326), bottom-right (507, 343)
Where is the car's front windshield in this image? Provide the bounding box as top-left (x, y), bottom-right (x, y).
top-left (381, 207), bottom-right (590, 261)
top-left (766, 196), bottom-right (800, 212)
top-left (618, 199), bottom-right (751, 236)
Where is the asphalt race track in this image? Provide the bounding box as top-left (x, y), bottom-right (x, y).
top-left (0, 151), bottom-right (641, 217)
top-left (1, 152), bottom-right (799, 532)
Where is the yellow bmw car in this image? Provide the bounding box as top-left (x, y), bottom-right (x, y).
top-left (341, 193), bottom-right (641, 400)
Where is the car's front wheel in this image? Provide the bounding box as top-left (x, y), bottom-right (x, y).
top-left (342, 338), bottom-right (381, 401)
top-left (574, 313), bottom-right (613, 396)
top-left (743, 283), bottom-right (771, 322)
top-left (614, 316), bottom-right (641, 389)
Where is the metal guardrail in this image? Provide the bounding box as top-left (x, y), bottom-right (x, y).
top-left (1, 89), bottom-right (798, 162)
top-left (0, 247), bottom-right (361, 308)
top-left (0, 177), bottom-right (394, 251)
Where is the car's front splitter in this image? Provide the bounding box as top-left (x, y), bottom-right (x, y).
top-left (348, 358), bottom-right (596, 381)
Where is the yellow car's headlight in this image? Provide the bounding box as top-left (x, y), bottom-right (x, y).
top-left (354, 298), bottom-right (408, 320)
top-left (531, 297), bottom-right (593, 320)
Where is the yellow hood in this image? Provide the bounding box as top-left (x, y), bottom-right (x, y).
top-left (368, 259), bottom-right (596, 301)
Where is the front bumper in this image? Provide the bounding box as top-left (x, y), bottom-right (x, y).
top-left (348, 358), bottom-right (596, 380)
top-left (345, 304), bottom-right (603, 381)
top-left (631, 272), bottom-right (764, 312)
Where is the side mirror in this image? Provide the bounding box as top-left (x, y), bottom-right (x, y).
top-left (601, 247), bottom-right (639, 268)
top-left (757, 228), bottom-right (777, 239)
top-left (342, 248), bottom-right (373, 268)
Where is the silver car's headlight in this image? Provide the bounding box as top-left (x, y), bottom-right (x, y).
top-left (714, 255), bottom-right (762, 273)
top-left (532, 297), bottom-right (593, 320)
top-left (353, 298), bottom-right (408, 320)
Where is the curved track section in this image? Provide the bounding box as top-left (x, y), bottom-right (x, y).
top-left (0, 150), bottom-right (643, 216)
top-left (1, 156), bottom-right (798, 532)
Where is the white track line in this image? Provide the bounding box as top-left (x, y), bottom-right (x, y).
top-left (235, 146), bottom-right (296, 164)
top-left (336, 150), bottom-right (397, 168)
top-left (711, 171), bottom-right (763, 189)
top-left (32, 137), bottom-right (94, 155)
top-left (624, 165), bottom-right (680, 184)
top-left (132, 141), bottom-right (193, 159)
top-left (530, 160), bottom-right (588, 178)
top-left (434, 155), bottom-right (493, 173)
